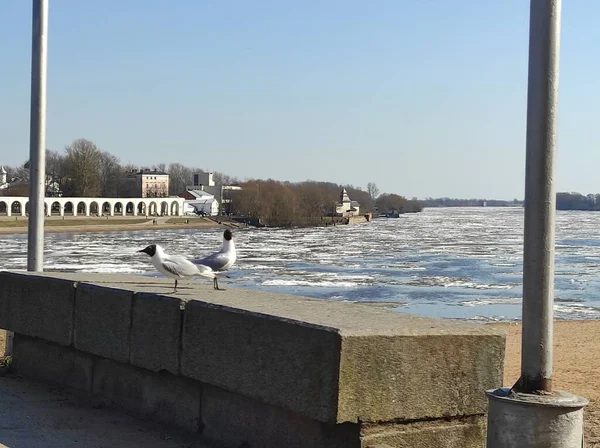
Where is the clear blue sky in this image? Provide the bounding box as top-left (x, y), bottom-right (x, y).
top-left (1, 1), bottom-right (599, 200)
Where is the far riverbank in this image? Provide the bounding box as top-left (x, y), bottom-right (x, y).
top-left (0, 216), bottom-right (226, 235)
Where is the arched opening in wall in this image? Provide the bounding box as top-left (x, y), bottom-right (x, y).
top-left (64, 201), bottom-right (74, 215)
top-left (137, 202), bottom-right (147, 216)
top-left (148, 202), bottom-right (158, 216)
top-left (51, 201), bottom-right (61, 216)
top-left (160, 201), bottom-right (169, 216)
top-left (44, 203), bottom-right (48, 216)
top-left (126, 201), bottom-right (135, 216)
top-left (25, 202), bottom-right (29, 215)
top-left (90, 202), bottom-right (100, 216)
top-left (0, 201), bottom-right (8, 216)
top-left (102, 202), bottom-right (111, 215)
top-left (114, 202), bottom-right (123, 214)
top-left (12, 201), bottom-right (23, 215)
top-left (77, 201), bottom-right (87, 215)
top-left (171, 201), bottom-right (179, 216)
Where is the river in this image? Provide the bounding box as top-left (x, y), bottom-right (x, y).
top-left (2, 207), bottom-right (600, 321)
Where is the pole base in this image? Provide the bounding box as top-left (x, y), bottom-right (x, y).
top-left (486, 387), bottom-right (588, 448)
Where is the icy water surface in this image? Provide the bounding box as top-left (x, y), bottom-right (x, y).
top-left (2, 207), bottom-right (600, 321)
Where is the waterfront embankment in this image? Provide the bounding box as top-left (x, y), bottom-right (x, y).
top-left (0, 216), bottom-right (226, 235)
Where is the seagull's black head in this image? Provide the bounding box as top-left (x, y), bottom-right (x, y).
top-left (138, 244), bottom-right (156, 257)
top-left (224, 229), bottom-right (233, 241)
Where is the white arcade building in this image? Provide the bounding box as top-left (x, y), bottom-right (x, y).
top-left (0, 196), bottom-right (185, 217)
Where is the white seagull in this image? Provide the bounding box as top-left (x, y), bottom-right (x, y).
top-left (138, 244), bottom-right (224, 292)
top-left (192, 229), bottom-right (237, 289)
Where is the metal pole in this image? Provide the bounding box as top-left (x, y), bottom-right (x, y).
top-left (488, 1), bottom-right (588, 444)
top-left (516, 0), bottom-right (561, 394)
top-left (5, 0), bottom-right (48, 358)
top-left (27, 0), bottom-right (48, 272)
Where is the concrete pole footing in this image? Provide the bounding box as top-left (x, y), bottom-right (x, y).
top-left (486, 387), bottom-right (588, 447)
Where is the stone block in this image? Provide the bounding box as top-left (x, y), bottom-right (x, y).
top-left (0, 272), bottom-right (75, 345)
top-left (201, 384), bottom-right (360, 448)
top-left (360, 416), bottom-right (487, 448)
top-left (181, 299), bottom-right (504, 425)
top-left (11, 333), bottom-right (93, 392)
top-left (92, 357), bottom-right (202, 432)
top-left (338, 332), bottom-right (505, 423)
top-left (74, 283), bottom-right (132, 363)
top-left (181, 301), bottom-right (342, 423)
top-left (130, 292), bottom-right (182, 375)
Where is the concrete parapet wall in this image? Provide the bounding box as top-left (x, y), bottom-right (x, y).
top-left (0, 271), bottom-right (505, 448)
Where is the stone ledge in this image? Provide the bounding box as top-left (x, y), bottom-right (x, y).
top-left (0, 271), bottom-right (505, 433)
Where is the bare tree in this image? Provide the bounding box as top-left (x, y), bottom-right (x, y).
top-left (213, 171), bottom-right (240, 186)
top-left (231, 182), bottom-right (262, 218)
top-left (115, 164), bottom-right (138, 198)
top-left (167, 163), bottom-right (192, 195)
top-left (46, 149), bottom-right (71, 195)
top-left (99, 152), bottom-right (121, 196)
top-left (46, 150), bottom-right (63, 180)
top-left (9, 162), bottom-right (30, 183)
top-left (367, 182), bottom-right (380, 200)
top-left (65, 139), bottom-right (103, 196)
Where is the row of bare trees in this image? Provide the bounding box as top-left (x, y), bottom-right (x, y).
top-left (229, 179), bottom-right (422, 227)
top-left (2, 139), bottom-right (234, 198)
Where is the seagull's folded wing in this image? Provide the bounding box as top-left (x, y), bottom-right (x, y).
top-left (191, 252), bottom-right (230, 271)
top-left (162, 256), bottom-right (201, 278)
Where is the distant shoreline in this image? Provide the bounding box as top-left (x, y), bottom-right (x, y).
top-left (0, 218), bottom-right (224, 235)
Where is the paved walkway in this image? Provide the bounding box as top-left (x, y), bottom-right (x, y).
top-left (0, 374), bottom-right (211, 448)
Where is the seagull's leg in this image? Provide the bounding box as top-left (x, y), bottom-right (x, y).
top-left (214, 277), bottom-right (225, 291)
top-left (173, 279), bottom-right (178, 293)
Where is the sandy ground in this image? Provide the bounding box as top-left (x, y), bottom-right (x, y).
top-left (492, 321), bottom-right (600, 446)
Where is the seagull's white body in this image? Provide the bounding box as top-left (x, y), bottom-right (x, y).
top-left (192, 229), bottom-right (237, 272)
top-left (151, 245), bottom-right (215, 281)
top-left (139, 244), bottom-right (223, 291)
